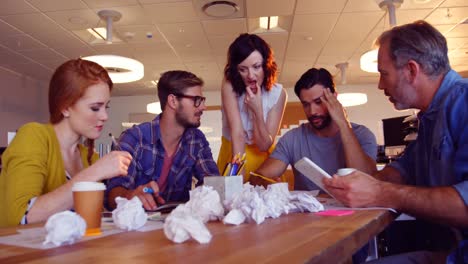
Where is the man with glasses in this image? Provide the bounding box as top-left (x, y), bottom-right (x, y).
top-left (106, 70), bottom-right (219, 210)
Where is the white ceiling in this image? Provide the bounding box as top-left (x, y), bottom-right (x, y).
top-left (0, 0), bottom-right (467, 96)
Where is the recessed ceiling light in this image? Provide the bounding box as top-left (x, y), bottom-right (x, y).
top-left (202, 1), bottom-right (239, 18)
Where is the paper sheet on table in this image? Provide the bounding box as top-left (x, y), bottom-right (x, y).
top-left (317, 197), bottom-right (397, 213)
top-left (0, 219), bottom-right (165, 249)
top-left (288, 190), bottom-right (395, 213)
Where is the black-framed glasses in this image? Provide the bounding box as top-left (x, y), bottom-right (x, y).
top-left (172, 93), bottom-right (206, 107)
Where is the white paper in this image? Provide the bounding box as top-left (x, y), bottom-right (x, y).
top-left (0, 221), bottom-right (123, 249)
top-left (112, 197), bottom-right (147, 231)
top-left (43, 211), bottom-right (86, 246)
top-left (316, 197), bottom-right (397, 213)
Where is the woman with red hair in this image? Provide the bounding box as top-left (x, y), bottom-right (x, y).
top-left (0, 59), bottom-right (132, 227)
top-left (217, 34), bottom-right (287, 182)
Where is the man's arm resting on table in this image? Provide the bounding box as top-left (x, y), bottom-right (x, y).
top-left (379, 182), bottom-right (468, 228)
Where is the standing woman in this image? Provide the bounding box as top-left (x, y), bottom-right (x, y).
top-left (0, 59), bottom-right (132, 227)
top-left (218, 33), bottom-right (287, 182)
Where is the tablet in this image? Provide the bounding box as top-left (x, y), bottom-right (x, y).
top-left (294, 157), bottom-right (335, 198)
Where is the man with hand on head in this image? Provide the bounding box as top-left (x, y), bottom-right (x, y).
top-left (323, 21), bottom-right (468, 263)
top-left (106, 70), bottom-right (219, 211)
top-left (255, 67), bottom-right (377, 191)
top-left (255, 67), bottom-right (377, 263)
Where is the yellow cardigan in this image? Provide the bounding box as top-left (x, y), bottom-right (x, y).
top-left (0, 123), bottom-right (97, 227)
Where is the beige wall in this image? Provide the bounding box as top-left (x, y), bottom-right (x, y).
top-left (0, 67), bottom-right (48, 147)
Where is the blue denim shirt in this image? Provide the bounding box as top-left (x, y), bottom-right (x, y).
top-left (106, 115), bottom-right (219, 203)
top-left (389, 70), bottom-right (468, 262)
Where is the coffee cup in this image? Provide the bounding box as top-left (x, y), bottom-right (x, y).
top-left (336, 168), bottom-right (356, 176)
top-left (72, 181), bottom-right (106, 236)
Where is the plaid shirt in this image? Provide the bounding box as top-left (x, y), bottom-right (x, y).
top-left (106, 115), bottom-right (219, 203)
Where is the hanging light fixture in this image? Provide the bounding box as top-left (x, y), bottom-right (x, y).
top-left (360, 0), bottom-right (402, 73)
top-left (335, 62), bottom-right (368, 107)
top-left (82, 10), bottom-right (144, 83)
top-left (360, 49), bottom-right (379, 73)
top-left (338, 93), bottom-right (368, 107)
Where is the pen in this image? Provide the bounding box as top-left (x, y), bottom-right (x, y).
top-left (109, 133), bottom-right (121, 151)
top-left (249, 172), bottom-right (277, 183)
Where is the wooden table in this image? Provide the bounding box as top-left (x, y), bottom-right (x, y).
top-left (0, 210), bottom-right (395, 263)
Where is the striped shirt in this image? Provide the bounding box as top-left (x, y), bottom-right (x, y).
top-left (106, 115), bottom-right (219, 205)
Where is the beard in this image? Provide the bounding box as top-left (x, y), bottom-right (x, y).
top-left (175, 105), bottom-right (202, 129)
top-left (388, 71), bottom-right (416, 111)
top-left (308, 114), bottom-right (332, 130)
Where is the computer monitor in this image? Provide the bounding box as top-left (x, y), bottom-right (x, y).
top-left (382, 115), bottom-right (410, 147)
top-left (382, 115), bottom-right (410, 158)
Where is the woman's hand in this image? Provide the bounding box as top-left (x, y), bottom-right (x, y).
top-left (92, 151), bottom-right (132, 181)
top-left (244, 84), bottom-right (263, 115)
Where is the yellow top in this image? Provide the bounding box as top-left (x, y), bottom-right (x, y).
top-left (0, 123), bottom-right (97, 227)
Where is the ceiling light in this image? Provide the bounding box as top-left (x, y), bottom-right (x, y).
top-left (82, 55), bottom-right (144, 83)
top-left (338, 93), bottom-right (368, 107)
top-left (360, 49), bottom-right (379, 73)
top-left (98, 10), bottom-right (121, 44)
top-left (202, 0), bottom-right (239, 17)
top-left (147, 102), bottom-right (162, 114)
top-left (259, 16), bottom-right (278, 30)
top-left (360, 0), bottom-right (401, 73)
top-left (87, 27), bottom-right (107, 40)
top-left (83, 10), bottom-right (144, 83)
top-left (335, 62), bottom-right (349, 84)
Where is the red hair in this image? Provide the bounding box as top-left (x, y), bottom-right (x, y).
top-left (48, 59), bottom-right (112, 164)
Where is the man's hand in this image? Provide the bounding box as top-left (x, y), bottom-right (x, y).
top-left (127, 181), bottom-right (166, 211)
top-left (321, 88), bottom-right (350, 129)
top-left (322, 170), bottom-right (383, 208)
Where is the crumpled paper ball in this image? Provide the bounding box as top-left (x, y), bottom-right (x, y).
top-left (223, 208), bottom-right (246, 225)
top-left (185, 185), bottom-right (224, 223)
top-left (164, 204), bottom-right (212, 244)
top-left (43, 211), bottom-right (86, 246)
top-left (224, 183), bottom-right (268, 225)
top-left (262, 183), bottom-right (294, 218)
top-left (112, 196), bottom-right (147, 231)
top-left (223, 183), bottom-right (324, 226)
top-left (163, 185), bottom-right (224, 244)
top-left (290, 192), bottom-right (324, 212)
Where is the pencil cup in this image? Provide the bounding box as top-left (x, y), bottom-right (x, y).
top-left (204, 176), bottom-right (243, 202)
top-left (336, 168), bottom-right (356, 176)
top-left (72, 182), bottom-right (106, 236)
